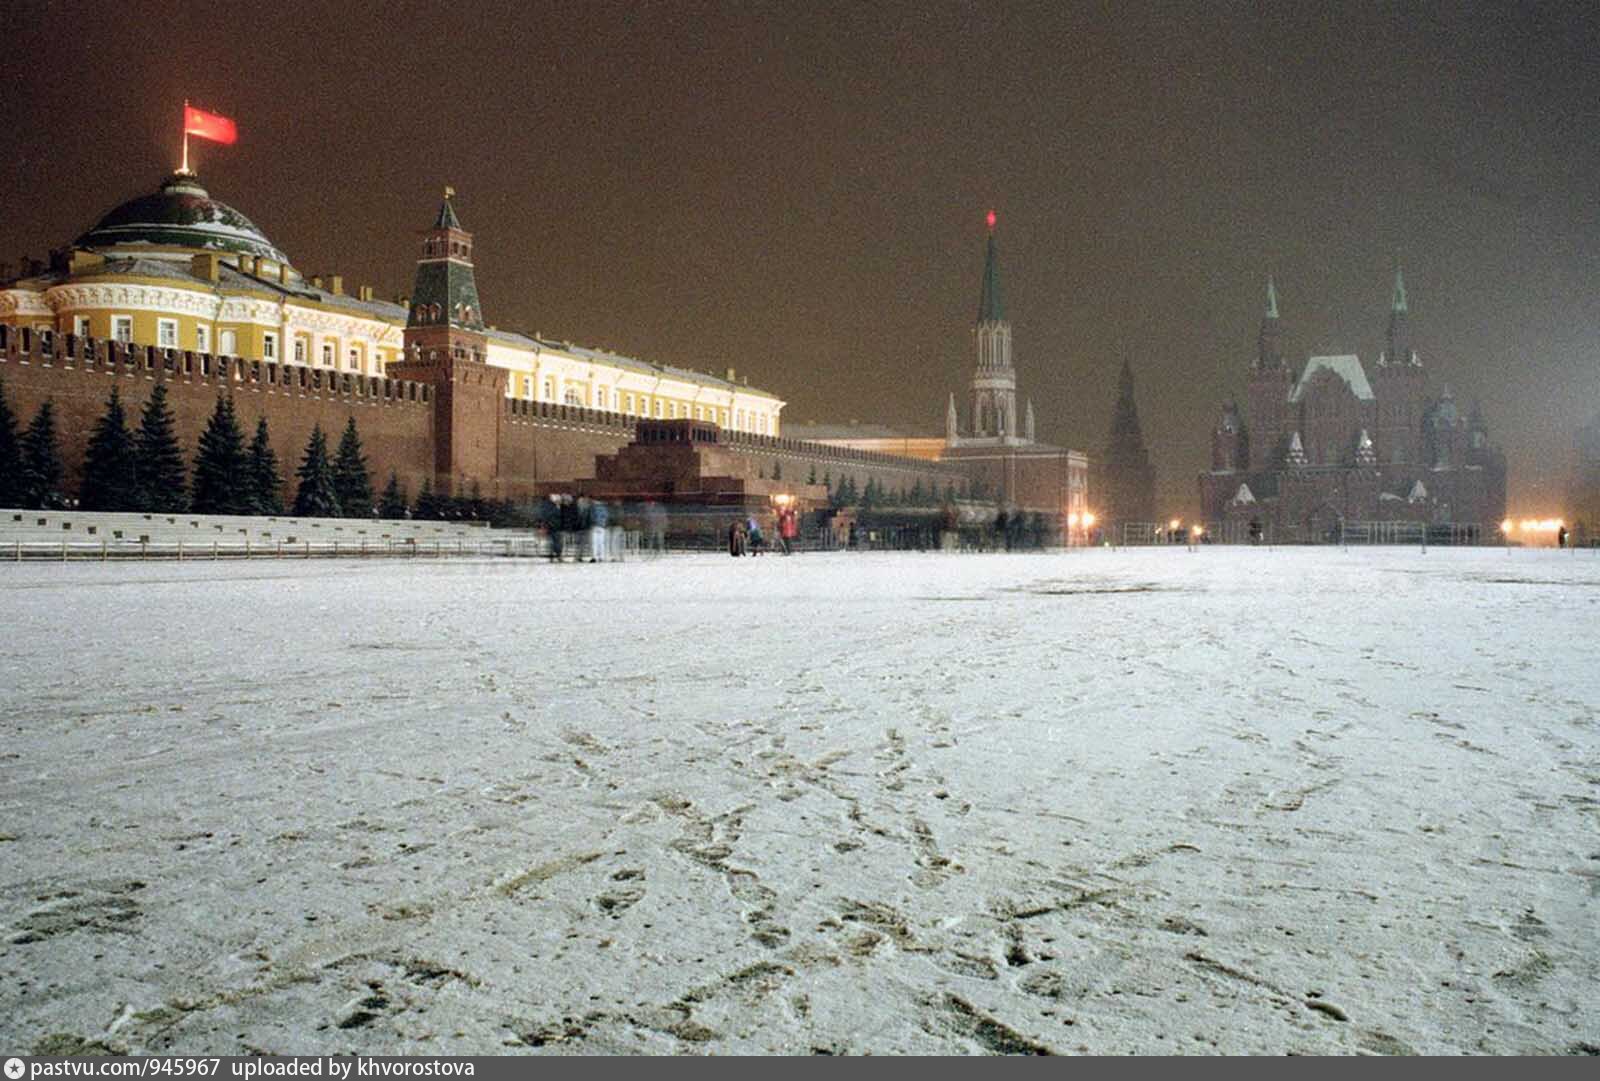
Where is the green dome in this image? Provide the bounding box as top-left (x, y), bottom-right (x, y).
top-left (75, 173), bottom-right (290, 265)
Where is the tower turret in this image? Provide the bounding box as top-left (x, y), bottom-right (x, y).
top-left (1247, 276), bottom-right (1292, 470)
top-left (1382, 267), bottom-right (1415, 367)
top-left (1257, 275), bottom-right (1284, 371)
top-left (969, 211), bottom-right (1018, 440)
top-left (1372, 266), bottom-right (1425, 466)
top-left (388, 188), bottom-right (504, 497)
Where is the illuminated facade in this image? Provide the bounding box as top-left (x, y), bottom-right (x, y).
top-left (1199, 275), bottom-right (1507, 539)
top-left (0, 173), bottom-right (784, 436)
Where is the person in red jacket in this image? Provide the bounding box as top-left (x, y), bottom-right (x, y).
top-left (777, 506), bottom-right (799, 555)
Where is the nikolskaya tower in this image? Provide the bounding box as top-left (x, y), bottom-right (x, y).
top-left (947, 211), bottom-right (1034, 446)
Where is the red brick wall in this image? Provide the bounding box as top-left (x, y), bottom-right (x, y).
top-left (1, 337), bottom-right (435, 507)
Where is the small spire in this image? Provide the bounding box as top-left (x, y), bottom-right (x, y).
top-left (1266, 275), bottom-right (1279, 319)
top-left (977, 214), bottom-right (1004, 324)
top-left (1391, 266), bottom-right (1408, 313)
top-left (434, 188), bottom-right (462, 230)
top-left (946, 393), bottom-right (958, 441)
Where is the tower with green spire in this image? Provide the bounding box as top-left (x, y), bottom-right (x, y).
top-left (1383, 267), bottom-right (1414, 367)
top-left (965, 211), bottom-right (1020, 443)
top-left (1247, 276), bottom-right (1292, 470)
top-left (1372, 266), bottom-right (1425, 468)
top-left (388, 188), bottom-right (505, 497)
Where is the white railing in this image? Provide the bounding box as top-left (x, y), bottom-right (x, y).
top-left (4, 537), bottom-right (548, 562)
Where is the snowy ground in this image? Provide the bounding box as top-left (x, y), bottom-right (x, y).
top-left (1, 546), bottom-right (1597, 1056)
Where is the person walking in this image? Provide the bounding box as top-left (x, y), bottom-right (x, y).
top-left (589, 498), bottom-right (609, 562)
top-left (746, 514), bottom-right (765, 555)
top-left (540, 493), bottom-right (563, 561)
top-left (778, 506), bottom-right (798, 555)
top-left (645, 500), bottom-right (667, 556)
top-left (728, 518), bottom-right (746, 557)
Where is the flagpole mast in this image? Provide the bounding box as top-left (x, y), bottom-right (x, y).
top-left (181, 99), bottom-right (190, 175)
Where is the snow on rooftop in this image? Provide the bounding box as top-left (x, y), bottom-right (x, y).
top-left (1290, 354), bottom-right (1375, 402)
top-left (1, 548), bottom-right (1595, 1053)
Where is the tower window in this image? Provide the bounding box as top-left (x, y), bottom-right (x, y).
top-left (322, 343), bottom-right (334, 367)
top-left (112, 316), bottom-right (133, 343)
top-left (196, 325), bottom-right (210, 354)
top-left (262, 332), bottom-right (277, 360)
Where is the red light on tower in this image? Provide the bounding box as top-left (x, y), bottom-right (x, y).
top-left (986, 210), bottom-right (997, 230)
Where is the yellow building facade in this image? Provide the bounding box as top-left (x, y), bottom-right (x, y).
top-left (0, 172), bottom-right (784, 433)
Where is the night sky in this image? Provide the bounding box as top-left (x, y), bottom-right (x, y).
top-left (5, 1), bottom-right (1597, 514)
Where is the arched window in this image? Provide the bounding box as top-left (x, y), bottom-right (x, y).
top-left (430, 303), bottom-right (441, 322)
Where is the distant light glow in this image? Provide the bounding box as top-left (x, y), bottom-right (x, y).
top-left (986, 210), bottom-right (996, 230)
top-left (1082, 512), bottom-right (1095, 528)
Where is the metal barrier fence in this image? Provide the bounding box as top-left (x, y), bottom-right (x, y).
top-left (1115, 520), bottom-right (1492, 547)
top-left (4, 535), bottom-right (575, 562)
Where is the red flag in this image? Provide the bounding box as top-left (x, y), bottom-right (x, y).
top-left (184, 106), bottom-right (237, 145)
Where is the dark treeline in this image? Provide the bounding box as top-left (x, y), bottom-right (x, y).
top-left (0, 378), bottom-right (484, 522)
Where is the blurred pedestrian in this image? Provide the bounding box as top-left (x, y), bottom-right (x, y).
top-left (777, 505), bottom-right (798, 555)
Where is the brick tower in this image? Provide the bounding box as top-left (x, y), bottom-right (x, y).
top-left (1371, 268), bottom-right (1425, 469)
top-left (1246, 276), bottom-right (1292, 470)
top-left (968, 212), bottom-right (1019, 441)
top-left (388, 189), bottom-right (506, 496)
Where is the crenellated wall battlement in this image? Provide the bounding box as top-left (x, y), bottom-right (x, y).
top-left (0, 324), bottom-right (432, 409)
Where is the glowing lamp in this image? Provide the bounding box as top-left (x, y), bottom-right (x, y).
top-left (1169, 518), bottom-right (1181, 531)
top-left (986, 210), bottom-right (996, 230)
top-left (1082, 512), bottom-right (1096, 528)
top-left (1501, 519), bottom-right (1513, 534)
top-left (1067, 513), bottom-right (1079, 527)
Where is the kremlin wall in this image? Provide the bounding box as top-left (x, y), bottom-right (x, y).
top-left (1, 170), bottom-right (1086, 532)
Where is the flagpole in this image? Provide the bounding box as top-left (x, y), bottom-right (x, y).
top-left (180, 99), bottom-right (190, 175)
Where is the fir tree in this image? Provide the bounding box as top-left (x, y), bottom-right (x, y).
top-left (909, 479), bottom-right (925, 506)
top-left (378, 471), bottom-right (407, 518)
top-left (79, 387), bottom-right (139, 510)
top-left (807, 464), bottom-right (817, 486)
top-left (19, 400), bottom-right (65, 509)
top-left (292, 424), bottom-right (341, 518)
top-left (413, 477), bottom-right (440, 520)
top-left (190, 395), bottom-right (250, 514)
top-left (332, 417), bottom-right (373, 518)
top-left (135, 382), bottom-right (187, 512)
top-left (0, 378), bottom-right (23, 508)
top-left (771, 460), bottom-right (782, 481)
top-left (245, 417), bottom-right (284, 516)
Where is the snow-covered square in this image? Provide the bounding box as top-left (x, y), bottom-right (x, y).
top-left (1, 546), bottom-right (1596, 1055)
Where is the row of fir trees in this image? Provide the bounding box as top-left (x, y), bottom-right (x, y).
top-left (0, 378), bottom-right (389, 519)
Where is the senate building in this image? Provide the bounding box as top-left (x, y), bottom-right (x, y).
top-left (0, 172), bottom-right (785, 437)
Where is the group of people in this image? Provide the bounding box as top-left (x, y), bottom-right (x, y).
top-left (729, 506), bottom-right (799, 557)
top-left (539, 494), bottom-right (626, 562)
